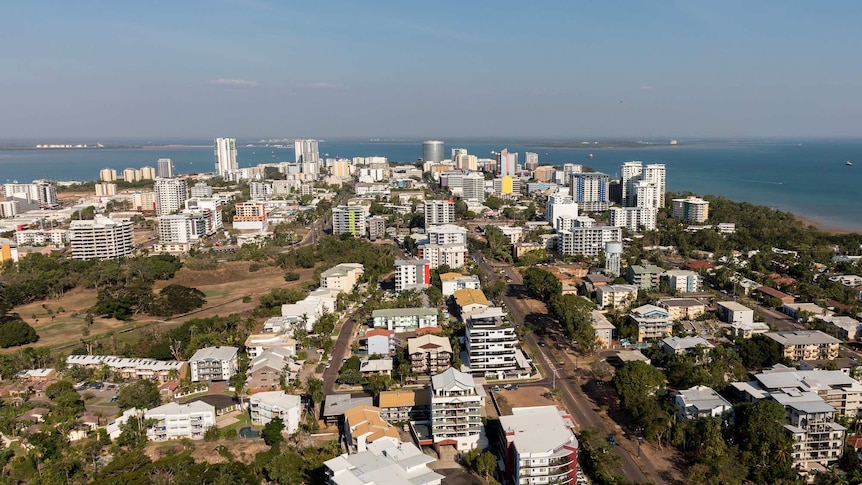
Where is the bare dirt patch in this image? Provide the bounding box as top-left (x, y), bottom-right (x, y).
top-left (492, 385), bottom-right (558, 415)
top-left (145, 439), bottom-right (269, 465)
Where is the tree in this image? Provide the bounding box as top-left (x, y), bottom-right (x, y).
top-left (461, 448), bottom-right (497, 480)
top-left (522, 267), bottom-right (562, 303)
top-left (116, 380), bottom-right (162, 410)
top-left (148, 284), bottom-right (207, 317)
top-left (306, 377), bottom-right (324, 406)
top-left (262, 416), bottom-right (285, 448)
top-left (732, 400), bottom-right (794, 483)
top-left (0, 319), bottom-right (39, 348)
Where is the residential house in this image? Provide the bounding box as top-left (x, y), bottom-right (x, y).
top-left (359, 358), bottom-right (393, 377)
top-left (366, 329), bottom-right (395, 356)
top-left (662, 337), bottom-right (714, 355)
top-left (324, 441), bottom-right (443, 485)
top-left (249, 391), bottom-right (302, 433)
top-left (674, 386), bottom-right (733, 421)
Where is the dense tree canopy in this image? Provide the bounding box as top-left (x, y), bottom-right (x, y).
top-left (522, 267), bottom-right (562, 303)
top-left (0, 319), bottom-right (38, 348)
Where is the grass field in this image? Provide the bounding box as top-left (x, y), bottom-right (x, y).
top-left (4, 260), bottom-right (317, 354)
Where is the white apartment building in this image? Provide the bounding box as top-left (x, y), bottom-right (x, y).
top-left (621, 161), bottom-right (643, 207)
top-left (99, 168), bottom-right (118, 182)
top-left (674, 386), bottom-right (733, 421)
top-left (524, 151), bottom-right (539, 171)
top-left (158, 214), bottom-right (206, 246)
top-left (69, 216), bottom-right (134, 260)
top-left (591, 310), bottom-right (616, 348)
top-left (214, 138), bottom-right (238, 177)
top-left (144, 401), bottom-right (216, 441)
top-left (596, 284), bottom-right (639, 310)
top-left (324, 441), bottom-right (443, 485)
top-left (641, 164), bottom-right (666, 208)
top-left (663, 269), bottom-right (700, 293)
top-left (462, 173), bottom-right (485, 203)
top-left (185, 198), bottom-right (224, 234)
top-left (608, 206), bottom-right (657, 232)
top-left (419, 244), bottom-right (467, 270)
top-left (395, 259), bottom-right (430, 292)
top-left (249, 391), bottom-right (302, 433)
top-left (672, 196), bottom-right (710, 223)
top-left (140, 166), bottom-right (156, 180)
top-left (431, 368), bottom-right (483, 452)
top-left (320, 263), bottom-right (364, 293)
top-left (630, 304), bottom-right (673, 342)
top-left (466, 307), bottom-right (520, 378)
top-left (249, 181), bottom-right (273, 200)
top-left (500, 406), bottom-right (579, 485)
top-left (154, 178), bottom-right (189, 216)
top-left (497, 149), bottom-right (517, 176)
top-left (440, 273), bottom-right (481, 297)
top-left (157, 158), bottom-right (174, 178)
top-left (545, 193), bottom-right (579, 231)
top-left (244, 333), bottom-right (296, 360)
top-left (716, 301), bottom-right (755, 325)
top-left (123, 168), bottom-right (141, 183)
top-left (372, 308), bottom-right (439, 333)
top-left (294, 139), bottom-right (320, 165)
top-left (189, 346), bottom-right (239, 382)
top-left (190, 182), bottom-right (213, 198)
top-left (233, 201), bottom-right (267, 230)
top-left (558, 225), bottom-right (622, 257)
top-left (424, 200), bottom-right (455, 228)
top-left (426, 224), bottom-right (467, 245)
top-left (332, 205), bottom-right (367, 236)
top-left (15, 229), bottom-right (68, 247)
top-left (0, 200), bottom-right (19, 218)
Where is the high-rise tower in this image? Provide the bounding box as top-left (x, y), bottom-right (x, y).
top-left (214, 138), bottom-right (237, 177)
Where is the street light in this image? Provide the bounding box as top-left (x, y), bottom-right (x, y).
top-left (637, 436), bottom-right (643, 458)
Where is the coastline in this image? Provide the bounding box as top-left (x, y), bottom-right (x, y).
top-left (793, 213), bottom-right (857, 235)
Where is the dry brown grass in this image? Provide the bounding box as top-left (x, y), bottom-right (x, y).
top-left (493, 385), bottom-right (558, 415)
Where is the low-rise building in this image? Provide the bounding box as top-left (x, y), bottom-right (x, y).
top-left (244, 334), bottom-right (296, 360)
top-left (595, 284), bottom-right (638, 310)
top-left (144, 401), bottom-right (216, 441)
top-left (189, 346), bottom-right (239, 382)
top-left (322, 394), bottom-right (374, 426)
top-left (344, 405), bottom-right (401, 453)
top-left (371, 308), bottom-right (439, 333)
top-left (324, 440), bottom-right (443, 485)
top-left (817, 315), bottom-right (862, 341)
top-left (662, 336), bottom-right (714, 355)
top-left (394, 259), bottom-right (430, 293)
top-left (591, 311), bottom-right (616, 348)
top-left (716, 301), bottom-right (755, 325)
top-left (439, 273), bottom-right (481, 297)
top-left (65, 355), bottom-right (187, 382)
top-left (500, 406), bottom-right (579, 485)
top-left (626, 264), bottom-right (663, 290)
top-left (658, 298), bottom-right (707, 321)
top-left (453, 288), bottom-right (490, 317)
top-left (247, 348), bottom-right (298, 391)
top-left (730, 321), bottom-right (771, 338)
top-left (674, 386), bottom-right (733, 421)
top-left (765, 331), bottom-right (841, 361)
top-left (378, 389), bottom-right (432, 423)
top-left (359, 358), bottom-right (393, 377)
top-left (407, 334), bottom-right (453, 375)
top-left (663, 269), bottom-right (701, 293)
top-left (249, 391), bottom-right (302, 433)
top-left (366, 329), bottom-right (395, 356)
top-left (630, 304), bottom-right (673, 342)
top-left (320, 263), bottom-right (364, 294)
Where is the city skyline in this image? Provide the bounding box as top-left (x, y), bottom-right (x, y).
top-left (1, 1), bottom-right (861, 139)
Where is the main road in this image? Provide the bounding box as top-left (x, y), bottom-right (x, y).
top-left (471, 250), bottom-right (665, 484)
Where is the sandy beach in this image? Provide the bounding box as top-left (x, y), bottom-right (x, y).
top-left (794, 213), bottom-right (858, 235)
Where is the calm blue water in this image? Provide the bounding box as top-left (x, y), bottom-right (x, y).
top-left (0, 140), bottom-right (860, 231)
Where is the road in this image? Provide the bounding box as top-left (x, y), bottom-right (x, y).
top-left (471, 250), bottom-right (662, 484)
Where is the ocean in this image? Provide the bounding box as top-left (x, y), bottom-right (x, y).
top-left (0, 140), bottom-right (860, 232)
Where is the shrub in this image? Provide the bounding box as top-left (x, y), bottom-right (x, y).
top-left (284, 272), bottom-right (300, 282)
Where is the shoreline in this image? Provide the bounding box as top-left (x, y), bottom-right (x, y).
top-left (793, 213), bottom-right (858, 235)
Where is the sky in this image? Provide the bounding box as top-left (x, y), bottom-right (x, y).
top-left (1, 0), bottom-right (861, 140)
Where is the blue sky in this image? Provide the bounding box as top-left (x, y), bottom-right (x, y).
top-left (1, 1), bottom-right (860, 139)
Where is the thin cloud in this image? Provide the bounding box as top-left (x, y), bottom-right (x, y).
top-left (209, 78), bottom-right (262, 87)
top-left (640, 85), bottom-right (655, 91)
top-left (302, 82), bottom-right (345, 90)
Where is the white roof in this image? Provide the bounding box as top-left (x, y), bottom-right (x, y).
top-left (663, 336), bottom-right (714, 351)
top-left (677, 386), bottom-right (732, 412)
top-left (189, 346), bottom-right (238, 362)
top-left (499, 406), bottom-right (577, 454)
top-left (591, 310), bottom-right (615, 330)
top-left (360, 358), bottom-right (393, 373)
top-left (431, 367), bottom-right (475, 392)
top-left (325, 441), bottom-right (443, 485)
top-left (765, 331), bottom-right (840, 346)
top-left (249, 391), bottom-right (301, 410)
top-left (145, 400), bottom-right (214, 417)
top-left (717, 301), bottom-right (752, 312)
top-left (65, 355), bottom-right (184, 372)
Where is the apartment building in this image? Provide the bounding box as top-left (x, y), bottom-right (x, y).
top-left (244, 334), bottom-right (296, 360)
top-left (595, 284), bottom-right (638, 310)
top-left (144, 401), bottom-right (216, 441)
top-left (658, 298), bottom-right (707, 321)
top-left (663, 269), bottom-right (700, 293)
top-left (418, 243), bottom-right (468, 270)
top-left (630, 304), bottom-right (673, 342)
top-left (500, 406), bottom-right (579, 485)
top-left (454, 288), bottom-right (490, 317)
top-left (591, 311), bottom-right (616, 348)
top-left (466, 307), bottom-right (521, 378)
top-left (233, 201), bottom-right (268, 230)
top-left (153, 178), bottom-right (188, 216)
top-left (247, 347), bottom-right (299, 390)
top-left (188, 346), bottom-right (239, 382)
top-left (672, 196), bottom-right (710, 223)
top-left (408, 335), bottom-right (453, 375)
top-left (378, 389), bottom-right (432, 423)
top-left (332, 205), bottom-right (366, 236)
top-left (557, 225), bottom-right (622, 257)
top-left (371, 308), bottom-right (439, 333)
top-left (424, 200), bottom-right (455, 228)
top-left (65, 355), bottom-right (187, 382)
top-left (344, 405), bottom-right (401, 453)
top-left (439, 273), bottom-right (481, 297)
top-left (608, 206), bottom-right (657, 233)
top-left (716, 301), bottom-right (755, 325)
top-left (395, 259), bottom-right (431, 292)
top-left (765, 331), bottom-right (841, 361)
top-left (69, 216), bottom-right (134, 260)
top-left (431, 368), bottom-right (483, 452)
top-left (320, 263), bottom-right (364, 293)
top-left (249, 391), bottom-right (302, 433)
top-left (674, 386), bottom-right (733, 421)
top-left (367, 215), bottom-right (386, 241)
top-left (626, 264), bottom-right (663, 290)
top-left (324, 441), bottom-right (443, 485)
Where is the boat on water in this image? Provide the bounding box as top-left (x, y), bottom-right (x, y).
top-left (587, 153), bottom-right (594, 159)
top-left (846, 161), bottom-right (853, 166)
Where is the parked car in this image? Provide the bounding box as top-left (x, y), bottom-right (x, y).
top-left (490, 385), bottom-right (501, 392)
top-left (607, 435), bottom-right (618, 446)
top-left (110, 395), bottom-right (118, 403)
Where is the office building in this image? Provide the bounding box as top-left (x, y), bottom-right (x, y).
top-left (214, 137), bottom-right (238, 177)
top-left (424, 200), bottom-right (455, 228)
top-left (422, 140), bottom-right (445, 163)
top-left (188, 346), bottom-right (239, 382)
top-left (462, 172), bottom-right (485, 202)
top-left (69, 216), bottom-right (134, 260)
top-left (608, 206), bottom-right (657, 233)
top-left (154, 178), bottom-right (188, 216)
top-left (157, 158), bottom-right (174, 178)
top-left (395, 259), bottom-right (431, 292)
top-left (497, 148), bottom-right (517, 176)
top-left (144, 401), bottom-right (216, 441)
top-left (332, 205), bottom-right (366, 237)
top-left (99, 168), bottom-right (117, 182)
top-left (500, 406), bottom-right (579, 485)
top-left (672, 196), bottom-right (710, 223)
top-left (431, 368), bottom-right (482, 451)
top-left (570, 172), bottom-right (610, 211)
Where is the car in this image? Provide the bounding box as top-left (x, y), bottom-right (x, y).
top-left (538, 341), bottom-right (546, 347)
top-left (91, 382), bottom-right (104, 390)
top-left (110, 395), bottom-right (118, 403)
top-left (325, 363), bottom-right (331, 369)
top-left (607, 435), bottom-right (618, 446)
top-left (490, 385), bottom-right (501, 392)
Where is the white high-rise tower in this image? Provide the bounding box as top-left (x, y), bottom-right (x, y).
top-left (642, 164), bottom-right (666, 208)
top-left (620, 161), bottom-right (643, 207)
top-left (214, 138), bottom-right (237, 177)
